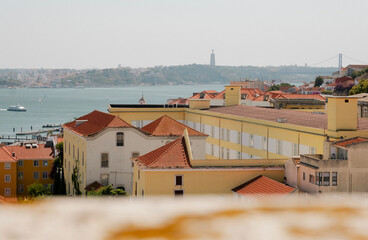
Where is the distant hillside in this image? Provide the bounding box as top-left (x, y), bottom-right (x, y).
top-left (0, 65), bottom-right (337, 88)
top-left (63, 65), bottom-right (336, 87)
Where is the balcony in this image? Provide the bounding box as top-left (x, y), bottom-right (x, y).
top-left (300, 154), bottom-right (348, 169)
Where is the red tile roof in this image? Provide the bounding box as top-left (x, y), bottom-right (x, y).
top-left (141, 115), bottom-right (207, 136)
top-left (85, 181), bottom-right (104, 192)
top-left (5, 144), bottom-right (54, 160)
top-left (332, 137), bottom-right (368, 148)
top-left (136, 137), bottom-right (191, 168)
top-left (63, 110), bottom-right (132, 137)
top-left (335, 76), bottom-right (353, 84)
top-left (273, 94), bottom-right (325, 101)
top-left (232, 175), bottom-right (295, 197)
top-left (0, 147), bottom-right (17, 162)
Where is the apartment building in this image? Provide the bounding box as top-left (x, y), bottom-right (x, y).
top-left (5, 143), bottom-right (54, 197)
top-left (287, 137), bottom-right (368, 193)
top-left (109, 88), bottom-right (368, 162)
top-left (0, 147), bottom-right (17, 199)
top-left (63, 111), bottom-right (207, 195)
top-left (132, 133), bottom-right (286, 197)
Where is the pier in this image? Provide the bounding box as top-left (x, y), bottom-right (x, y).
top-left (15, 128), bottom-right (59, 136)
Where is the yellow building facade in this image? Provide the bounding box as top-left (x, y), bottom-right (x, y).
top-left (0, 148), bottom-right (17, 199)
top-left (110, 96), bottom-right (368, 162)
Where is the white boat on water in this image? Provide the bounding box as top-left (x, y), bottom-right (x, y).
top-left (7, 105), bottom-right (26, 112)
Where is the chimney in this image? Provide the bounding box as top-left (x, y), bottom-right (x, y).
top-left (326, 96), bottom-right (358, 133)
top-left (12, 152), bottom-right (15, 157)
top-left (225, 85), bottom-right (241, 106)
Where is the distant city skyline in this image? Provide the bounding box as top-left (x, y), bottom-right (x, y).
top-left (0, 0), bottom-right (367, 69)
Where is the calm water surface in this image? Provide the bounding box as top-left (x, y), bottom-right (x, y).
top-left (0, 84), bottom-right (224, 138)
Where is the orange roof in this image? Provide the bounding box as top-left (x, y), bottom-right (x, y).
top-left (141, 115), bottom-right (207, 136)
top-left (136, 137), bottom-right (191, 168)
top-left (232, 175), bottom-right (295, 197)
top-left (5, 144), bottom-right (54, 160)
top-left (169, 98), bottom-right (188, 105)
top-left (63, 110), bottom-right (132, 137)
top-left (273, 94), bottom-right (325, 101)
top-left (333, 137), bottom-right (368, 148)
top-left (0, 147), bottom-right (17, 162)
top-left (85, 181), bottom-right (104, 192)
top-left (57, 137), bottom-right (63, 144)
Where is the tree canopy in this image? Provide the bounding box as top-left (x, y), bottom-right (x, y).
top-left (314, 76), bottom-right (324, 87)
top-left (349, 79), bottom-right (368, 95)
top-left (27, 183), bottom-right (51, 198)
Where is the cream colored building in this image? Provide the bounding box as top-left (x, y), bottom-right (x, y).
top-left (63, 111), bottom-right (207, 195)
top-left (286, 137), bottom-right (368, 193)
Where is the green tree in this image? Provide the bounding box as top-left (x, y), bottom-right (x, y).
top-left (50, 142), bottom-right (66, 195)
top-left (87, 185), bottom-right (127, 197)
top-left (268, 84), bottom-right (280, 91)
top-left (71, 158), bottom-right (82, 196)
top-left (314, 76), bottom-right (324, 87)
top-left (349, 79), bottom-right (368, 95)
top-left (27, 183), bottom-right (51, 198)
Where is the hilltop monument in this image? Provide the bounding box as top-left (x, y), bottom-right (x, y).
top-left (210, 49), bottom-right (215, 66)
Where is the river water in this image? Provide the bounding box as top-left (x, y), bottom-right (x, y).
top-left (0, 84), bottom-right (225, 139)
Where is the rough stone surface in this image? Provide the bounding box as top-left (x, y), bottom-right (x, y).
top-left (1, 196), bottom-right (368, 240)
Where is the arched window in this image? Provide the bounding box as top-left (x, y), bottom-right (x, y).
top-left (116, 132), bottom-right (124, 146)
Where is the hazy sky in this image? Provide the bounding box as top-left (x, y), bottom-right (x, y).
top-left (1, 0), bottom-right (367, 69)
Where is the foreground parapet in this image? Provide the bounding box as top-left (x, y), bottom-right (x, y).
top-left (1, 196), bottom-right (368, 239)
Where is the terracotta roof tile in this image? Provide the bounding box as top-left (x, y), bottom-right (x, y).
top-left (63, 110), bottom-right (132, 137)
top-left (141, 115), bottom-right (207, 136)
top-left (136, 137), bottom-right (191, 168)
top-left (5, 144), bottom-right (54, 160)
top-left (0, 147), bottom-right (17, 162)
top-left (273, 94), bottom-right (325, 101)
top-left (85, 181), bottom-right (104, 192)
top-left (232, 175), bottom-right (295, 197)
top-left (332, 137), bottom-right (368, 148)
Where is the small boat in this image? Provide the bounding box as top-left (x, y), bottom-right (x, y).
top-left (7, 105), bottom-right (26, 112)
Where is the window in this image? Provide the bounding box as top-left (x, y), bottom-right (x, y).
top-left (82, 152), bottom-right (84, 166)
top-left (211, 126), bottom-right (215, 138)
top-left (116, 132), bottom-right (124, 146)
top-left (101, 153), bottom-right (109, 168)
top-left (211, 144), bottom-right (214, 156)
top-left (18, 160), bottom-right (24, 167)
top-left (221, 147), bottom-right (225, 159)
top-left (237, 132), bottom-right (241, 144)
top-left (77, 149), bottom-right (79, 161)
top-left (42, 160), bottom-right (48, 167)
top-left (33, 160), bottom-right (39, 167)
top-left (142, 189), bottom-right (144, 197)
top-left (250, 134), bottom-right (254, 147)
top-left (323, 172), bottom-right (330, 186)
top-left (221, 128), bottom-right (225, 140)
top-left (345, 99), bottom-right (349, 103)
top-left (292, 143), bottom-right (298, 156)
top-left (303, 172), bottom-right (305, 181)
top-left (315, 172), bottom-right (322, 186)
top-left (138, 170), bottom-right (140, 180)
top-left (4, 175), bottom-right (11, 183)
top-left (101, 174), bottom-right (109, 186)
top-left (42, 171), bottom-right (48, 179)
top-left (18, 172), bottom-right (24, 180)
top-left (135, 182), bottom-right (137, 196)
top-left (4, 163), bottom-right (11, 169)
top-left (33, 172), bottom-right (39, 179)
top-left (237, 151), bottom-right (241, 159)
top-left (200, 123), bottom-right (204, 133)
top-left (226, 149), bottom-right (230, 159)
top-left (276, 140), bottom-right (282, 155)
top-left (73, 145), bottom-right (75, 159)
top-left (68, 142), bottom-right (70, 155)
top-left (309, 174), bottom-right (314, 183)
top-left (310, 147), bottom-right (316, 154)
top-left (18, 184), bottom-right (24, 193)
top-left (175, 175), bottom-right (183, 186)
top-left (132, 152), bottom-right (140, 158)
top-left (241, 94), bottom-right (247, 99)
top-left (174, 190), bottom-right (184, 197)
top-left (332, 172), bottom-right (337, 186)
top-left (226, 129), bottom-right (230, 141)
top-left (4, 188), bottom-right (11, 196)
top-left (262, 137), bottom-right (267, 150)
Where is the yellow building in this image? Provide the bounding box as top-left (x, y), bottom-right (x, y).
top-left (110, 96), bottom-right (368, 161)
top-left (132, 132), bottom-right (287, 197)
top-left (0, 147), bottom-right (17, 200)
top-left (5, 143), bottom-right (54, 197)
